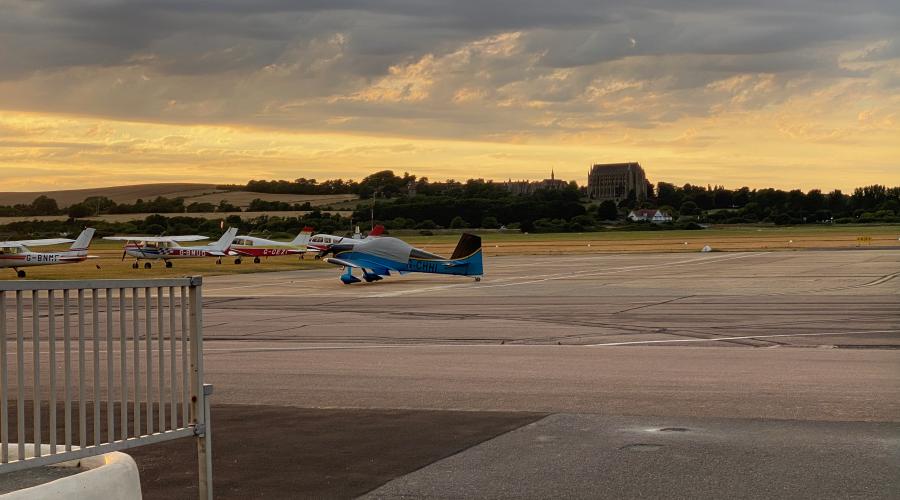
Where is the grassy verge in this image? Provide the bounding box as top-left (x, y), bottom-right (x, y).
top-left (3, 224), bottom-right (898, 280)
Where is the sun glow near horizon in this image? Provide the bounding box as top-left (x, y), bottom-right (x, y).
top-left (1, 104), bottom-right (897, 194)
top-left (0, 2), bottom-right (898, 194)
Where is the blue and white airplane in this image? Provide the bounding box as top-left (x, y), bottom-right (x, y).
top-left (323, 233), bottom-right (484, 284)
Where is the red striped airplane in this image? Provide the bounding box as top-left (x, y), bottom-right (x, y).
top-left (0, 228), bottom-right (97, 278)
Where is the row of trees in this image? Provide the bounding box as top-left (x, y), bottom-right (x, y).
top-left (3, 171), bottom-right (898, 232)
top-left (0, 196), bottom-right (249, 218)
top-left (651, 183), bottom-right (900, 224)
top-left (0, 212), bottom-right (354, 241)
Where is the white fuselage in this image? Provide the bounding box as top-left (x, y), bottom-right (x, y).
top-left (0, 247), bottom-right (89, 269)
top-left (123, 241), bottom-right (226, 260)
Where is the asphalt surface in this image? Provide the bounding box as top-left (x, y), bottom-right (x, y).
top-left (3, 249), bottom-right (899, 498)
top-left (364, 414), bottom-right (900, 500)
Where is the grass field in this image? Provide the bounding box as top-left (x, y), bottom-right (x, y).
top-left (2, 224), bottom-right (898, 280)
top-left (0, 210), bottom-right (353, 224)
top-left (0, 182), bottom-right (359, 218)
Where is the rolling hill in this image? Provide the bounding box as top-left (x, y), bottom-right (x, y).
top-left (0, 183), bottom-right (358, 209)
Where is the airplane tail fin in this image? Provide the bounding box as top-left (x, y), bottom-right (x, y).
top-left (450, 233), bottom-right (481, 260)
top-left (70, 228), bottom-right (96, 251)
top-left (212, 227), bottom-right (238, 251)
top-left (368, 224), bottom-right (385, 237)
top-left (290, 227), bottom-right (314, 246)
top-left (449, 233), bottom-right (483, 276)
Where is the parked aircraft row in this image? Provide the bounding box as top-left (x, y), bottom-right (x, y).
top-left (1, 225), bottom-right (483, 284)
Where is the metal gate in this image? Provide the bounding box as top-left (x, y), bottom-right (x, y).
top-left (0, 276), bottom-right (212, 499)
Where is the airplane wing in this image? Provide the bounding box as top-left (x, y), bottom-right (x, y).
top-left (104, 235), bottom-right (209, 242)
top-left (323, 257), bottom-right (361, 268)
top-left (0, 238), bottom-right (74, 247)
top-left (324, 256), bottom-right (395, 275)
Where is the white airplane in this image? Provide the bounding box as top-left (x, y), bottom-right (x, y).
top-left (0, 228), bottom-right (97, 278)
top-left (306, 225), bottom-right (384, 259)
top-left (104, 227), bottom-right (238, 269)
top-left (231, 227), bottom-right (313, 263)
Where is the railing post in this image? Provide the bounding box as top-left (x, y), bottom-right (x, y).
top-left (188, 276), bottom-right (212, 500)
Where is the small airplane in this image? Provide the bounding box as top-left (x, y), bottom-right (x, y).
top-left (231, 227), bottom-right (314, 263)
top-left (0, 228), bottom-right (97, 278)
top-left (104, 227), bottom-right (238, 269)
top-left (323, 232), bottom-right (483, 284)
top-left (306, 225), bottom-right (384, 259)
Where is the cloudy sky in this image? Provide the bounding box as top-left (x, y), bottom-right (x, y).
top-left (1, 0), bottom-right (898, 191)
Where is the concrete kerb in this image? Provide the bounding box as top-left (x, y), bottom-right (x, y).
top-left (0, 444), bottom-right (141, 500)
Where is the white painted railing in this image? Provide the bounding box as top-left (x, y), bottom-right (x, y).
top-left (0, 277), bottom-right (212, 499)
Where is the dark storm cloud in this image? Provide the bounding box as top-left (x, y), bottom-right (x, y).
top-left (0, 0), bottom-right (897, 137)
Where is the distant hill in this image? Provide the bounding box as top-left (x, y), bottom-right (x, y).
top-left (0, 183), bottom-right (357, 209)
top-left (0, 183), bottom-right (218, 207)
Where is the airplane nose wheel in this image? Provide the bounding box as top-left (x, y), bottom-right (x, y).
top-left (16, 270), bottom-right (26, 278)
top-left (475, 276), bottom-right (482, 282)
top-left (253, 257), bottom-right (261, 264)
top-left (216, 258), bottom-right (222, 265)
top-left (165, 261), bottom-right (173, 268)
top-left (144, 262), bottom-right (152, 269)
top-left (132, 262), bottom-right (139, 269)
top-left (234, 258), bottom-right (242, 265)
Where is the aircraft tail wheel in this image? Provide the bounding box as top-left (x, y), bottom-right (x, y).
top-left (253, 257), bottom-right (261, 264)
top-left (165, 261), bottom-right (173, 268)
top-left (234, 258), bottom-right (242, 265)
top-left (475, 276), bottom-right (482, 282)
top-left (17, 270), bottom-right (26, 278)
top-left (144, 262), bottom-right (152, 269)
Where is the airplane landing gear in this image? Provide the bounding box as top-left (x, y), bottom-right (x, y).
top-left (362, 272), bottom-right (383, 283)
top-left (132, 262), bottom-right (139, 269)
top-left (165, 261), bottom-right (173, 268)
top-left (474, 276), bottom-right (482, 282)
top-left (253, 257), bottom-right (261, 264)
top-left (144, 262), bottom-right (152, 269)
top-left (340, 267), bottom-right (361, 284)
top-left (16, 270), bottom-right (25, 278)
top-left (216, 258), bottom-right (222, 265)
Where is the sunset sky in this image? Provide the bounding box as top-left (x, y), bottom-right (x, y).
top-left (1, 0), bottom-right (898, 192)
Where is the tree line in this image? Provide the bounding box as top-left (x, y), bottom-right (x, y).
top-left (2, 171), bottom-right (898, 238)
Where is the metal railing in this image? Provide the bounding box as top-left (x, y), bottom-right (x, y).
top-left (0, 276), bottom-right (212, 499)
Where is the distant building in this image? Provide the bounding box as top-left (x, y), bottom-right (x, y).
top-left (504, 170), bottom-right (569, 195)
top-left (628, 209), bottom-right (673, 223)
top-left (588, 162), bottom-right (648, 203)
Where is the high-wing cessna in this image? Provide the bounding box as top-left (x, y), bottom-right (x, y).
top-left (306, 225), bottom-right (384, 259)
top-left (0, 228), bottom-right (97, 278)
top-left (323, 233), bottom-right (483, 284)
top-left (231, 227), bottom-right (313, 263)
top-left (104, 227), bottom-right (238, 269)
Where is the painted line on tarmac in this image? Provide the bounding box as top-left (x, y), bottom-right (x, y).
top-left (205, 276), bottom-right (335, 293)
top-left (14, 329), bottom-right (900, 356)
top-left (586, 329), bottom-right (900, 346)
top-left (368, 253), bottom-right (763, 298)
top-left (473, 252), bottom-right (761, 290)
